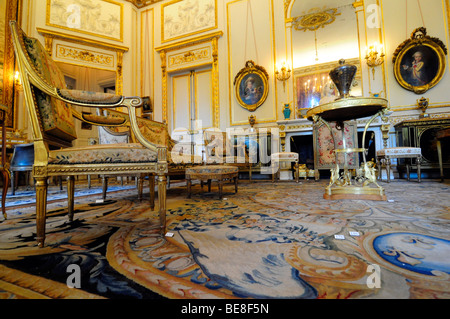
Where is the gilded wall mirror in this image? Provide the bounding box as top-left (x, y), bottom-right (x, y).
top-left (393, 27), bottom-right (447, 94)
top-left (288, 0), bottom-right (360, 117)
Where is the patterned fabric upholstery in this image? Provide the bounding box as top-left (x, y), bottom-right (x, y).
top-left (271, 152), bottom-right (299, 160)
top-left (21, 32), bottom-right (76, 142)
top-left (376, 147), bottom-right (421, 157)
top-left (48, 143), bottom-right (158, 164)
top-left (58, 89), bottom-right (123, 104)
top-left (186, 165), bottom-right (239, 175)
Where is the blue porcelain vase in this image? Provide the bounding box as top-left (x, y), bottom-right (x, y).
top-left (283, 104), bottom-right (291, 120)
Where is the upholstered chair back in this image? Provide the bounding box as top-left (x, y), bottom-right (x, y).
top-left (18, 28), bottom-right (76, 145)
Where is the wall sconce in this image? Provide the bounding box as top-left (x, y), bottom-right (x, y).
top-left (14, 70), bottom-right (21, 87)
top-left (275, 62), bottom-right (291, 92)
top-left (365, 43), bottom-right (385, 80)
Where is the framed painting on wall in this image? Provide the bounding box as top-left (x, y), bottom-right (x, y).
top-left (46, 0), bottom-right (123, 42)
top-left (234, 60), bottom-right (269, 112)
top-left (393, 27), bottom-right (447, 94)
top-left (162, 0), bottom-right (217, 43)
top-left (294, 58), bottom-right (361, 118)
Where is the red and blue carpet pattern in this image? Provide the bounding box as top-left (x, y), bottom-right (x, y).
top-left (0, 180), bottom-right (449, 299)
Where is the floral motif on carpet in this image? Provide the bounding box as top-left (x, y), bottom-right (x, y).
top-left (0, 181), bottom-right (449, 299)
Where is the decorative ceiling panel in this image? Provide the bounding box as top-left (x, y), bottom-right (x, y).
top-left (125, 0), bottom-right (164, 8)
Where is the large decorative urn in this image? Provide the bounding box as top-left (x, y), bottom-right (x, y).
top-left (329, 59), bottom-right (357, 100)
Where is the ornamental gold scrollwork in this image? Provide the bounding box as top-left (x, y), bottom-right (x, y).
top-left (56, 45), bottom-right (114, 67)
top-left (292, 8), bottom-right (340, 32)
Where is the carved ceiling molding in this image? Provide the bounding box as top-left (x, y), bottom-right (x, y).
top-left (292, 7), bottom-right (341, 32)
top-left (124, 0), bottom-right (164, 8)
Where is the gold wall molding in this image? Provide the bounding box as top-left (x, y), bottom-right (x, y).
top-left (55, 44), bottom-right (115, 68)
top-left (36, 28), bottom-right (129, 53)
top-left (167, 47), bottom-right (211, 69)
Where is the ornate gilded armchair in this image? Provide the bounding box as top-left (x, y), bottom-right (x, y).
top-left (10, 20), bottom-right (168, 247)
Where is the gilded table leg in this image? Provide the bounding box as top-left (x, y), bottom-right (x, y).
top-left (67, 175), bottom-right (75, 222)
top-left (157, 174), bottom-right (167, 236)
top-left (35, 177), bottom-right (48, 248)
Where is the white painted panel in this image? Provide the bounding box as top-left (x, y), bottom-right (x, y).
top-left (195, 69), bottom-right (214, 129)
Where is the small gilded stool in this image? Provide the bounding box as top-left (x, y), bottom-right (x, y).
top-left (186, 165), bottom-right (239, 199)
top-left (271, 152), bottom-right (300, 183)
top-left (376, 147), bottom-right (422, 182)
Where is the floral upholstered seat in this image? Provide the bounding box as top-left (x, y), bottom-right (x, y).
top-left (376, 147), bottom-right (422, 182)
top-left (48, 143), bottom-right (158, 164)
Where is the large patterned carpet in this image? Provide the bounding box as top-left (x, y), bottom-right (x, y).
top-left (0, 179), bottom-right (449, 299)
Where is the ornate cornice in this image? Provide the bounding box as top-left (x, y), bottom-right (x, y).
top-left (124, 0), bottom-right (164, 8)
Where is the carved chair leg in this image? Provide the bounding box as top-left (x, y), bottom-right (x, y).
top-left (157, 174), bottom-right (167, 236)
top-left (218, 179), bottom-right (223, 199)
top-left (67, 175), bottom-right (75, 222)
top-left (102, 175), bottom-right (108, 200)
top-left (386, 158), bottom-right (391, 183)
top-left (417, 155), bottom-right (421, 183)
top-left (149, 174), bottom-right (155, 209)
top-left (137, 174), bottom-right (144, 200)
top-left (35, 177), bottom-right (48, 248)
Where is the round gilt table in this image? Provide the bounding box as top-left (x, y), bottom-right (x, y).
top-left (186, 165), bottom-right (239, 199)
top-left (306, 97), bottom-right (389, 200)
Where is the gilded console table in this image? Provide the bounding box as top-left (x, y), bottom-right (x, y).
top-left (306, 97), bottom-right (389, 200)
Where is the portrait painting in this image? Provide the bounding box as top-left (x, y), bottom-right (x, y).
top-left (399, 45), bottom-right (439, 88)
top-left (234, 60), bottom-right (269, 112)
top-left (393, 27), bottom-right (447, 94)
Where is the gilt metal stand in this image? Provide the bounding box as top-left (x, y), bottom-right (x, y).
top-left (307, 97), bottom-right (389, 201)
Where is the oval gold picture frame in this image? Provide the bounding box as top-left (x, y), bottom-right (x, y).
top-left (393, 27), bottom-right (447, 94)
top-left (234, 60), bottom-right (269, 112)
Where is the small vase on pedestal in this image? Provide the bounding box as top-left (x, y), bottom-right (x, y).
top-left (283, 103), bottom-right (291, 120)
